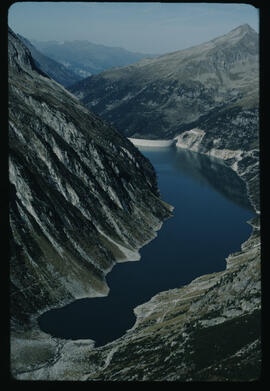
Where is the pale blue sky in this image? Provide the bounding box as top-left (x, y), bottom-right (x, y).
top-left (8, 2), bottom-right (259, 54)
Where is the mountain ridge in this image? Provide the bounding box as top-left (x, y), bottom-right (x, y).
top-left (30, 38), bottom-right (159, 78)
top-left (68, 23), bottom-right (258, 140)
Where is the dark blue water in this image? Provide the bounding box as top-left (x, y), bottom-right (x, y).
top-left (38, 147), bottom-right (255, 346)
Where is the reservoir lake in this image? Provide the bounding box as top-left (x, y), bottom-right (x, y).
top-left (38, 146), bottom-right (255, 347)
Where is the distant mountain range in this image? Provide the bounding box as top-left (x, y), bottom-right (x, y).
top-left (30, 38), bottom-right (158, 79)
top-left (68, 24), bottom-right (259, 141)
top-left (17, 34), bottom-right (82, 87)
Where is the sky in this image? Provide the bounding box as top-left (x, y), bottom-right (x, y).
top-left (8, 2), bottom-right (259, 54)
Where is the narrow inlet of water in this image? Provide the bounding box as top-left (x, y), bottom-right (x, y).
top-left (38, 147), bottom-right (255, 346)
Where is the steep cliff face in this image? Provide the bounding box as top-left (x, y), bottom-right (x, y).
top-left (9, 28), bottom-right (172, 331)
top-left (68, 24), bottom-right (258, 140)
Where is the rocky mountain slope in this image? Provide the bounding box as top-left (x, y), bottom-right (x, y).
top-left (9, 27), bottom-right (171, 339)
top-left (17, 34), bottom-right (83, 87)
top-left (69, 24), bottom-right (258, 140)
top-left (32, 39), bottom-right (158, 78)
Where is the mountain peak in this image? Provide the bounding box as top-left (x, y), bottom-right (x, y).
top-left (226, 23), bottom-right (257, 38)
top-left (232, 23), bottom-right (257, 35)
top-left (209, 23), bottom-right (258, 48)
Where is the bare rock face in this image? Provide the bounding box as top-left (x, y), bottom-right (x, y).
top-left (69, 24), bottom-right (259, 140)
top-left (9, 27), bottom-right (172, 331)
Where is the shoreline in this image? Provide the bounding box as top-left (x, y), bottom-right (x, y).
top-left (129, 133), bottom-right (259, 215)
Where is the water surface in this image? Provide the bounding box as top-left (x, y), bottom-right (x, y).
top-left (39, 147), bottom-right (255, 346)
